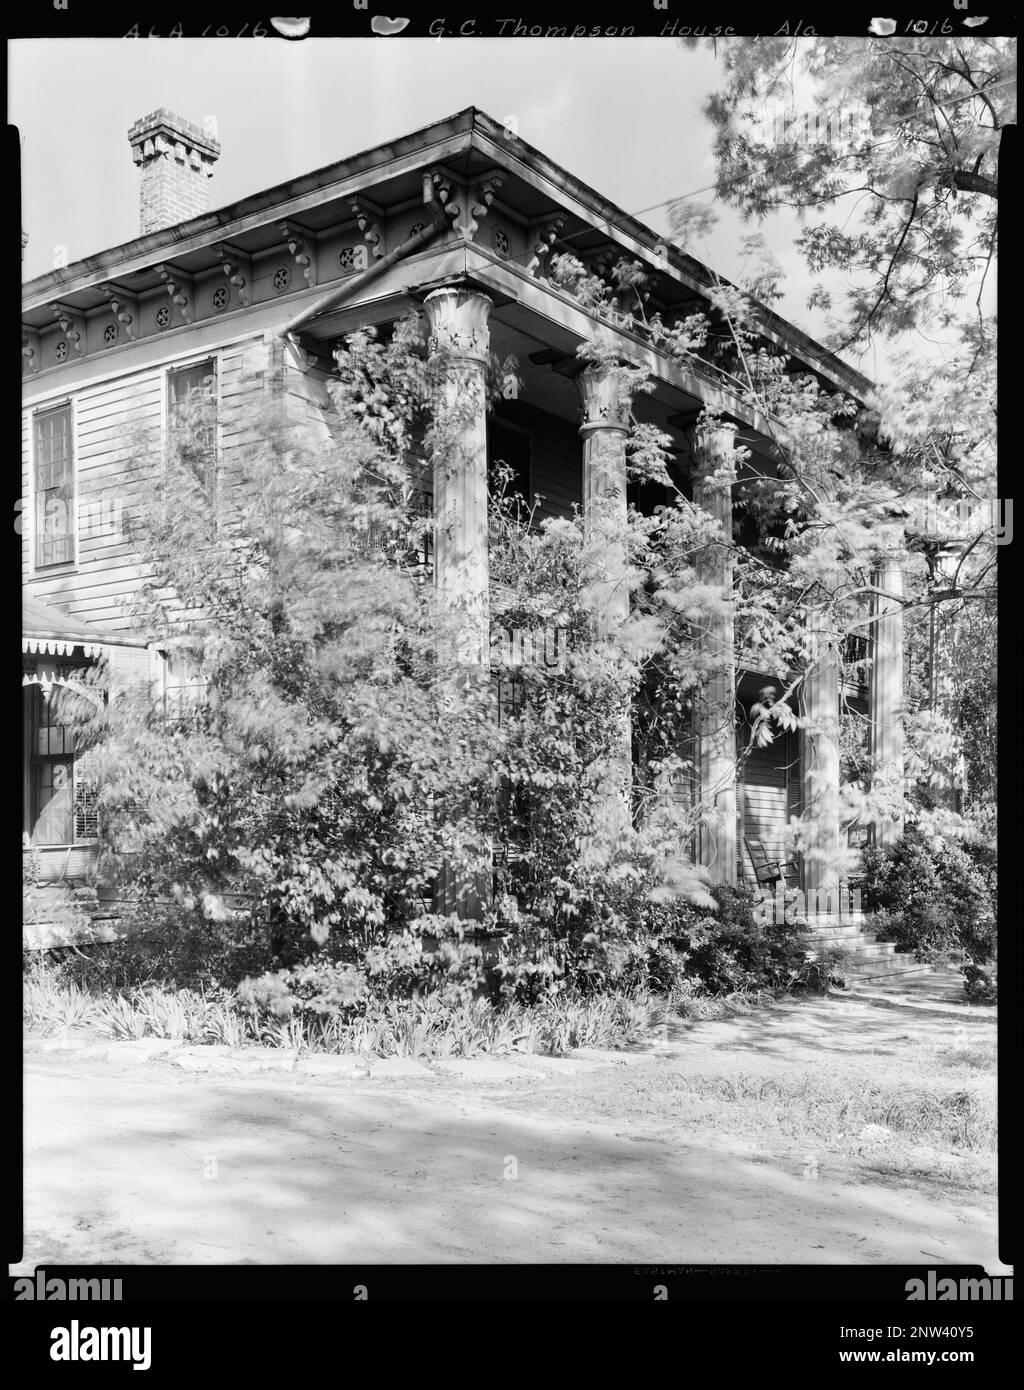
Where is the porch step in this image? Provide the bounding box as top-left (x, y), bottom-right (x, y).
top-left (797, 917), bottom-right (868, 933)
top-left (23, 917), bottom-right (126, 950)
top-left (32, 882), bottom-right (97, 906)
top-left (805, 925), bottom-right (873, 942)
top-left (806, 942), bottom-right (873, 955)
top-left (812, 942), bottom-right (897, 960)
top-left (805, 929), bottom-right (902, 968)
top-left (846, 954), bottom-right (933, 983)
top-left (23, 879), bottom-right (118, 951)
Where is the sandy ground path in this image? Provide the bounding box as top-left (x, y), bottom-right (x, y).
top-left (16, 986), bottom-right (1001, 1268)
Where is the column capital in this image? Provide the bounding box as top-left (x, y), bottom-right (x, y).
top-left (423, 285), bottom-right (492, 364)
top-left (576, 362), bottom-right (633, 435)
top-left (692, 419), bottom-right (740, 476)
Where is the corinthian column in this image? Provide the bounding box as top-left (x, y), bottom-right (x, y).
top-left (577, 363), bottom-right (633, 834)
top-left (423, 285), bottom-right (493, 918)
top-left (424, 286), bottom-right (493, 667)
top-left (692, 422), bottom-right (738, 886)
top-left (869, 554), bottom-right (905, 845)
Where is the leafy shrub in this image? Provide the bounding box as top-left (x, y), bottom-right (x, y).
top-left (962, 962), bottom-right (997, 1005)
top-left (60, 899), bottom-right (277, 992)
top-left (238, 958), bottom-right (365, 1022)
top-left (490, 878), bottom-right (811, 1003)
top-left (650, 886), bottom-right (811, 995)
top-left (861, 827), bottom-right (995, 964)
top-left (238, 916), bottom-right (485, 1025)
top-left (944, 840), bottom-right (996, 963)
top-left (363, 917), bottom-right (485, 1005)
top-left (795, 945), bottom-right (850, 993)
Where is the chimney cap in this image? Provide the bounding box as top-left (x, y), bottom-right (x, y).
top-left (127, 109), bottom-right (221, 164)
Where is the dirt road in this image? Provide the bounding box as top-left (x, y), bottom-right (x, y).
top-left (16, 986), bottom-right (1001, 1268)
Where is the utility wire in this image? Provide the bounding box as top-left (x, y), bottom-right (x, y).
top-left (549, 72), bottom-right (1014, 250)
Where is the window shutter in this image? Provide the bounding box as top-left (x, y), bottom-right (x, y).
top-left (74, 768), bottom-right (98, 841)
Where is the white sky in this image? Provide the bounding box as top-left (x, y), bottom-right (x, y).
top-left (10, 37), bottom-right (992, 383)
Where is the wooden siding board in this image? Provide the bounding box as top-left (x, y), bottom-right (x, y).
top-left (23, 339), bottom-right (273, 634)
top-left (738, 732), bottom-right (796, 885)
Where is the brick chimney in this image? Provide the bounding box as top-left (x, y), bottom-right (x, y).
top-left (128, 110), bottom-right (221, 235)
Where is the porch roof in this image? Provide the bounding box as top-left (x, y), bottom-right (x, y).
top-left (22, 595), bottom-right (148, 658)
top-left (21, 106), bottom-right (872, 402)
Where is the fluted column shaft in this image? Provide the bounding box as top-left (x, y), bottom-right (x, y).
top-left (869, 556), bottom-right (905, 845)
top-left (424, 286), bottom-right (493, 918)
top-left (577, 364), bottom-right (633, 833)
top-left (800, 608), bottom-right (842, 898)
top-left (693, 423), bottom-right (738, 886)
top-left (425, 286), bottom-right (493, 667)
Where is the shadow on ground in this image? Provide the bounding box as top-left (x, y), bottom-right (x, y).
top-left (18, 994), bottom-right (999, 1269)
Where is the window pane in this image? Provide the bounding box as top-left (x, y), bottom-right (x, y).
top-left (29, 687), bottom-right (89, 844)
top-left (162, 651), bottom-right (208, 723)
top-left (169, 361), bottom-right (216, 405)
top-left (33, 758), bottom-right (74, 845)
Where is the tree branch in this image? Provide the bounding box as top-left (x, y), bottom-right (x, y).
top-left (932, 168), bottom-right (998, 198)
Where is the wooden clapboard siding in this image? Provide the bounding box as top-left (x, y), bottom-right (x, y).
top-left (25, 363), bottom-right (162, 631)
top-left (23, 336), bottom-right (274, 634)
top-left (20, 411), bottom-right (30, 580)
top-left (738, 732), bottom-right (797, 885)
top-left (283, 365), bottom-right (334, 445)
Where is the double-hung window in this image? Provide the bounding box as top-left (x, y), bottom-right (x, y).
top-left (167, 358), bottom-right (218, 496)
top-left (27, 686), bottom-right (97, 846)
top-left (34, 404), bottom-right (75, 568)
top-left (160, 649), bottom-right (208, 725)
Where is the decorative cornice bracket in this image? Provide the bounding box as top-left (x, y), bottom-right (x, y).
top-left (279, 220), bottom-right (317, 288)
top-left (427, 168), bottom-right (461, 226)
top-left (526, 214), bottom-right (566, 279)
top-left (52, 302), bottom-right (85, 356)
top-left (101, 283), bottom-right (139, 342)
top-left (456, 173), bottom-right (504, 240)
top-left (155, 264), bottom-right (193, 325)
top-left (348, 196), bottom-right (386, 260)
top-left (215, 243), bottom-right (252, 307)
top-left (22, 325), bottom-right (41, 374)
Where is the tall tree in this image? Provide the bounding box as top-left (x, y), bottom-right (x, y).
top-left (682, 35), bottom-right (1012, 349)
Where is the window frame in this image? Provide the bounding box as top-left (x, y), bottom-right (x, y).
top-left (165, 354), bottom-right (221, 505)
top-left (31, 399), bottom-right (77, 572)
top-left (158, 647), bottom-right (209, 726)
top-left (25, 683), bottom-right (98, 848)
